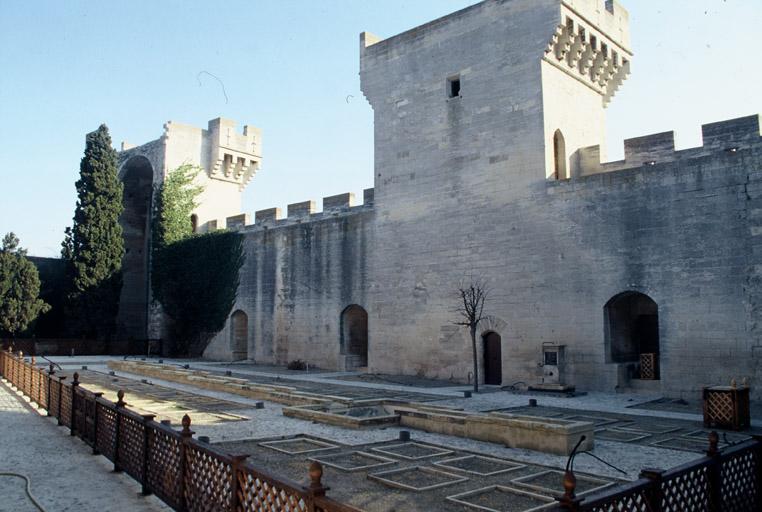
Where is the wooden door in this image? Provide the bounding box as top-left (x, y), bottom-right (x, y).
top-left (484, 332), bottom-right (502, 385)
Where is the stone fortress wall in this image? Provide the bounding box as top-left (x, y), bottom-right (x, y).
top-left (119, 0), bottom-right (762, 399)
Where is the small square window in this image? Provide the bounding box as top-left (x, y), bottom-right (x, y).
top-left (447, 76), bottom-right (461, 98)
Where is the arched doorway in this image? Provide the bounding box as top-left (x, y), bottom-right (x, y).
top-left (341, 305), bottom-right (368, 369)
top-left (483, 332), bottom-right (502, 385)
top-left (230, 310), bottom-right (248, 360)
top-left (605, 292), bottom-right (660, 379)
top-left (553, 129), bottom-right (567, 180)
top-left (118, 156), bottom-right (153, 339)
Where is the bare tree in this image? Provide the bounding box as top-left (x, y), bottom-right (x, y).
top-left (454, 276), bottom-right (489, 393)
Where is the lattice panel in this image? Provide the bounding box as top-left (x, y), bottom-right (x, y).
top-left (38, 374), bottom-right (48, 410)
top-left (237, 469), bottom-right (309, 512)
top-left (96, 404), bottom-right (118, 461)
top-left (76, 392), bottom-right (98, 447)
top-left (117, 413), bottom-right (146, 481)
top-left (184, 445), bottom-right (233, 512)
top-left (74, 389), bottom-right (88, 438)
top-left (584, 490), bottom-right (651, 512)
top-left (146, 428), bottom-right (183, 508)
top-left (705, 392), bottom-right (734, 426)
top-left (49, 380), bottom-right (61, 421)
top-left (30, 368), bottom-right (39, 402)
top-left (661, 465), bottom-right (709, 511)
top-left (60, 384), bottom-right (73, 427)
top-left (721, 450), bottom-right (760, 511)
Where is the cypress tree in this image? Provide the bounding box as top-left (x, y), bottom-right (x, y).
top-left (0, 233), bottom-right (50, 336)
top-left (62, 124), bottom-right (125, 339)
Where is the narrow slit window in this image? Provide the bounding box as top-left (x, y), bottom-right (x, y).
top-left (447, 76), bottom-right (461, 98)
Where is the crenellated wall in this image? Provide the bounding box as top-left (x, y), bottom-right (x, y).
top-left (575, 114), bottom-right (762, 176)
top-left (203, 193), bottom-right (375, 368)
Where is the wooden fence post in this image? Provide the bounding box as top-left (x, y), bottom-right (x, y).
top-left (178, 414), bottom-right (195, 512)
top-left (140, 414), bottom-right (156, 496)
top-left (229, 454), bottom-right (249, 511)
top-left (639, 468), bottom-right (665, 512)
top-left (46, 363), bottom-right (55, 416)
top-left (70, 372), bottom-right (79, 436)
top-left (113, 390), bottom-right (126, 473)
top-left (57, 376), bottom-right (66, 425)
top-left (307, 461), bottom-right (328, 511)
top-left (706, 431), bottom-right (722, 512)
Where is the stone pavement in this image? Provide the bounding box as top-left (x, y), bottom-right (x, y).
top-left (0, 379), bottom-right (169, 512)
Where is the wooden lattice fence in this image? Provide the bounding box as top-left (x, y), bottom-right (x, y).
top-left (0, 349), bottom-right (359, 512)
top-left (1, 348), bottom-right (760, 512)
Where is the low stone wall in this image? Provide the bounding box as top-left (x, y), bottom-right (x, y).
top-left (107, 360), bottom-right (327, 406)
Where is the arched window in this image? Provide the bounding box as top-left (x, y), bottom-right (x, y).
top-left (340, 305), bottom-right (368, 369)
top-left (190, 214), bottom-right (198, 233)
top-left (553, 130), bottom-right (567, 180)
top-left (604, 292), bottom-right (660, 378)
top-left (230, 310), bottom-right (248, 360)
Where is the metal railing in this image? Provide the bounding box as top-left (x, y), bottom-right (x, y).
top-left (0, 349), bottom-right (359, 512)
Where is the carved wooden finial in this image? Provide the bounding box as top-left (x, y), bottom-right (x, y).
top-left (563, 470), bottom-right (577, 500)
top-left (309, 461), bottom-right (325, 493)
top-left (73, 372), bottom-right (80, 384)
top-left (742, 377), bottom-right (749, 387)
top-left (31, 356), bottom-right (36, 365)
top-left (181, 414), bottom-right (193, 437)
top-left (49, 362), bottom-right (55, 375)
top-left (731, 378), bottom-right (737, 389)
top-left (116, 390), bottom-right (126, 407)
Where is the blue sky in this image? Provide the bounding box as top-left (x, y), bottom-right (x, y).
top-left (1, 0), bottom-right (760, 256)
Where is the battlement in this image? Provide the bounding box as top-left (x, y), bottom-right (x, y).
top-left (218, 188), bottom-right (375, 232)
top-left (574, 114), bottom-right (762, 177)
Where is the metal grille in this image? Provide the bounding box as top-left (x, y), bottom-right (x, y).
top-left (661, 465), bottom-right (710, 511)
top-left (147, 427), bottom-right (183, 508)
top-left (639, 353), bottom-right (656, 380)
top-left (184, 444), bottom-right (233, 512)
top-left (238, 468), bottom-right (309, 512)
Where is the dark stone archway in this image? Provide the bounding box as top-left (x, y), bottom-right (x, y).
top-left (117, 156), bottom-right (153, 339)
top-left (605, 291), bottom-right (660, 379)
top-left (341, 305), bottom-right (368, 369)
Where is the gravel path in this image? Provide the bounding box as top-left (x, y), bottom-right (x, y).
top-left (0, 379), bottom-right (169, 512)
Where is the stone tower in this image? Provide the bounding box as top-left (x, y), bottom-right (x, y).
top-left (116, 118), bottom-right (262, 339)
top-left (358, 0), bottom-right (632, 379)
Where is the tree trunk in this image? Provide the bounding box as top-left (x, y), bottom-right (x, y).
top-left (471, 325), bottom-right (479, 393)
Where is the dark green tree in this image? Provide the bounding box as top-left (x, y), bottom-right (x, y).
top-left (152, 231), bottom-right (244, 356)
top-left (62, 124), bottom-right (125, 339)
top-left (0, 233), bottom-right (51, 336)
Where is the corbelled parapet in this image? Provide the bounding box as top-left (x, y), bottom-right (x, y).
top-left (206, 118), bottom-right (262, 190)
top-left (575, 114), bottom-right (761, 176)
top-left (545, 0), bottom-right (632, 106)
